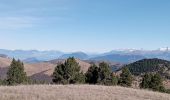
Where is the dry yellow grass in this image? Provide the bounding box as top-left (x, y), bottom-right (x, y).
top-left (0, 85), bottom-right (169, 100)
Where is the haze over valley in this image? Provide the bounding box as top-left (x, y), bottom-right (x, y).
top-left (1, 48), bottom-right (170, 63)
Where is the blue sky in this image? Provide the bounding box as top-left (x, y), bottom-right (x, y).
top-left (0, 0), bottom-right (170, 53)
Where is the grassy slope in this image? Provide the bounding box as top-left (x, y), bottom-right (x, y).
top-left (0, 85), bottom-right (169, 100)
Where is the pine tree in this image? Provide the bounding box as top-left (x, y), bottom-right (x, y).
top-left (98, 62), bottom-right (112, 84)
top-left (150, 73), bottom-right (163, 91)
top-left (7, 59), bottom-right (28, 85)
top-left (85, 64), bottom-right (99, 84)
top-left (140, 73), bottom-right (166, 92)
top-left (52, 57), bottom-right (85, 84)
top-left (85, 62), bottom-right (117, 86)
top-left (74, 72), bottom-right (85, 84)
top-left (140, 73), bottom-right (152, 89)
top-left (118, 67), bottom-right (133, 87)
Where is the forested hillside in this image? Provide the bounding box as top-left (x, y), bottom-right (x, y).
top-left (126, 58), bottom-right (170, 79)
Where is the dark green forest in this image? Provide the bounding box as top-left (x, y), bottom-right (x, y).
top-left (126, 58), bottom-right (170, 79)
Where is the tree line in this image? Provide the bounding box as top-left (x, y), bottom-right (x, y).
top-left (52, 57), bottom-right (132, 87)
top-left (0, 57), bottom-right (132, 87)
top-left (0, 57), bottom-right (169, 94)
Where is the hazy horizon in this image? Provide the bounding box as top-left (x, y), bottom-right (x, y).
top-left (0, 47), bottom-right (170, 54)
top-left (1, 0), bottom-right (170, 52)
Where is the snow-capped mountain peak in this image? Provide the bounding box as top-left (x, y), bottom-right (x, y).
top-left (159, 47), bottom-right (170, 51)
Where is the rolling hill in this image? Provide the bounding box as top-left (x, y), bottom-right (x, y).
top-left (0, 57), bottom-right (54, 81)
top-left (47, 58), bottom-right (91, 72)
top-left (0, 54), bottom-right (8, 58)
top-left (124, 58), bottom-right (170, 88)
top-left (0, 57), bottom-right (91, 82)
top-left (126, 58), bottom-right (170, 79)
top-left (23, 57), bottom-right (42, 63)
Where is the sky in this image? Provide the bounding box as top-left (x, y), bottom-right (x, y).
top-left (0, 0), bottom-right (170, 53)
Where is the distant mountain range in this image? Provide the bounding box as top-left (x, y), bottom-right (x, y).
top-left (90, 54), bottom-right (145, 63)
top-left (23, 57), bottom-right (42, 64)
top-left (59, 52), bottom-right (89, 60)
top-left (0, 49), bottom-right (63, 61)
top-left (1, 48), bottom-right (170, 63)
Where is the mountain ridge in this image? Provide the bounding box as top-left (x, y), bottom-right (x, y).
top-left (1, 49), bottom-right (170, 63)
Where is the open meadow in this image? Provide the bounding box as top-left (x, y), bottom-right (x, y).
top-left (0, 85), bottom-right (169, 100)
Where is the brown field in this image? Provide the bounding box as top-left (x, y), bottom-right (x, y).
top-left (0, 85), bottom-right (169, 100)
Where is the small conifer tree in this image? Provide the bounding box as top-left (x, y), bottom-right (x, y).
top-left (118, 67), bottom-right (133, 87)
top-left (7, 59), bottom-right (28, 85)
top-left (52, 57), bottom-right (85, 84)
